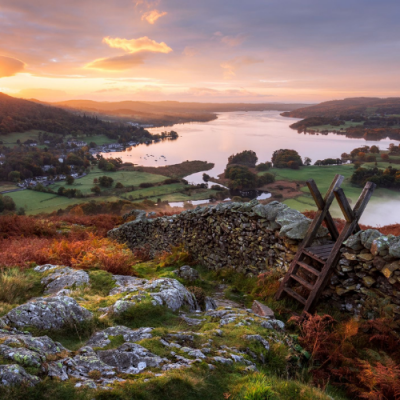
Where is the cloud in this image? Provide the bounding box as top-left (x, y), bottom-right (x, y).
top-left (188, 87), bottom-right (272, 99)
top-left (103, 36), bottom-right (172, 54)
top-left (16, 88), bottom-right (68, 102)
top-left (220, 33), bottom-right (248, 47)
top-left (182, 46), bottom-right (198, 57)
top-left (0, 56), bottom-right (25, 78)
top-left (141, 9), bottom-right (167, 24)
top-left (85, 53), bottom-right (145, 70)
top-left (220, 56), bottom-right (263, 78)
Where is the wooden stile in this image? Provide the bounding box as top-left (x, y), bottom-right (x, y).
top-left (275, 175), bottom-right (376, 316)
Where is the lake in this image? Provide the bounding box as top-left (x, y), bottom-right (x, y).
top-left (103, 111), bottom-right (400, 225)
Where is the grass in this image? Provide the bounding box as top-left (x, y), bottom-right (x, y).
top-left (308, 121), bottom-right (363, 132)
top-left (88, 270), bottom-right (116, 296)
top-left (50, 167), bottom-right (167, 196)
top-left (0, 268), bottom-right (43, 306)
top-left (7, 190), bottom-right (121, 214)
top-left (0, 130), bottom-right (60, 148)
top-left (123, 182), bottom-right (187, 200)
top-left (148, 189), bottom-right (219, 203)
top-left (0, 181), bottom-right (19, 192)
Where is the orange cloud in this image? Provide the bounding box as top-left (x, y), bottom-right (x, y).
top-left (0, 56), bottom-right (25, 78)
top-left (182, 46), bottom-right (198, 57)
top-left (85, 53), bottom-right (145, 71)
top-left (220, 56), bottom-right (263, 78)
top-left (103, 36), bottom-right (172, 54)
top-left (220, 33), bottom-right (248, 47)
top-left (141, 9), bottom-right (167, 24)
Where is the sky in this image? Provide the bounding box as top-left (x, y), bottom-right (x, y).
top-left (0, 0), bottom-right (399, 103)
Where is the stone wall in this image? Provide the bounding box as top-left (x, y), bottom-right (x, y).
top-left (108, 201), bottom-right (400, 316)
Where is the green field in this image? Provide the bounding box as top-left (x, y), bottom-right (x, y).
top-left (1, 130), bottom-right (117, 148)
top-left (50, 168), bottom-right (167, 195)
top-left (148, 188), bottom-right (219, 203)
top-left (7, 190), bottom-right (121, 214)
top-left (308, 121), bottom-right (363, 132)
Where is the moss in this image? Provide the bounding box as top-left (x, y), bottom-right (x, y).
top-left (93, 335), bottom-right (125, 351)
top-left (88, 270), bottom-right (116, 296)
top-left (112, 301), bottom-right (184, 330)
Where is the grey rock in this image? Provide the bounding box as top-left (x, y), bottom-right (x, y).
top-left (360, 229), bottom-right (382, 250)
top-left (0, 345), bottom-right (44, 368)
top-left (144, 279), bottom-right (198, 311)
top-left (245, 335), bottom-right (270, 351)
top-left (97, 343), bottom-right (163, 374)
top-left (40, 266), bottom-right (89, 294)
top-left (110, 275), bottom-right (148, 295)
top-left (174, 265), bottom-right (199, 282)
top-left (187, 349), bottom-right (206, 359)
top-left (34, 264), bottom-right (58, 273)
top-left (344, 232), bottom-right (363, 250)
top-left (87, 326), bottom-right (153, 349)
top-left (0, 364), bottom-right (40, 387)
top-left (389, 238), bottom-right (400, 258)
top-left (212, 356), bottom-right (233, 365)
top-left (204, 297), bottom-right (217, 311)
top-left (3, 296), bottom-right (92, 330)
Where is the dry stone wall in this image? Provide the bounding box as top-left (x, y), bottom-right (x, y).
top-left (108, 200), bottom-right (400, 316)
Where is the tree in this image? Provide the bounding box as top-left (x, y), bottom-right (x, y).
top-left (8, 171), bottom-right (21, 182)
top-left (115, 182), bottom-right (124, 189)
top-left (228, 150), bottom-right (258, 167)
top-left (272, 149), bottom-right (303, 168)
top-left (381, 153), bottom-right (390, 161)
top-left (256, 162), bottom-right (272, 171)
top-left (91, 185), bottom-right (101, 195)
top-left (304, 157), bottom-right (312, 166)
top-left (66, 175), bottom-right (74, 185)
top-left (99, 176), bottom-right (114, 187)
top-left (203, 173), bottom-right (210, 182)
top-left (370, 145), bottom-right (380, 154)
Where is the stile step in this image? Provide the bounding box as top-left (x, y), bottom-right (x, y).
top-left (297, 261), bottom-right (321, 276)
top-left (291, 274), bottom-right (314, 291)
top-left (283, 287), bottom-right (307, 305)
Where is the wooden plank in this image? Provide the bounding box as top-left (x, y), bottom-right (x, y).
top-left (283, 287), bottom-right (306, 305)
top-left (291, 274), bottom-right (314, 290)
top-left (334, 187), bottom-right (362, 231)
top-left (302, 249), bottom-right (325, 262)
top-left (307, 179), bottom-right (339, 241)
top-left (302, 181), bottom-right (376, 314)
top-left (297, 261), bottom-right (321, 276)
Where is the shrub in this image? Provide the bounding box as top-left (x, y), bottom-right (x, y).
top-left (157, 244), bottom-right (192, 268)
top-left (256, 162), bottom-right (272, 171)
top-left (257, 172), bottom-right (275, 186)
top-left (188, 286), bottom-right (206, 307)
top-left (139, 182), bottom-right (154, 188)
top-left (115, 182), bottom-right (124, 189)
top-left (99, 175), bottom-right (114, 188)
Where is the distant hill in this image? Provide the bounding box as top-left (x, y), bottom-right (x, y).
top-left (51, 99), bottom-right (308, 126)
top-left (0, 93), bottom-right (150, 140)
top-left (282, 97), bottom-right (400, 118)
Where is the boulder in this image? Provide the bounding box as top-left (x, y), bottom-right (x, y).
top-left (38, 266), bottom-right (89, 294)
top-left (110, 275), bottom-right (148, 295)
top-left (3, 296), bottom-right (92, 330)
top-left (344, 232), bottom-right (363, 251)
top-left (251, 300), bottom-right (274, 318)
top-left (389, 238), bottom-right (400, 258)
top-left (371, 235), bottom-right (396, 256)
top-left (97, 343), bottom-right (163, 374)
top-left (0, 364), bottom-right (40, 387)
top-left (0, 345), bottom-right (44, 368)
top-left (143, 278), bottom-right (198, 311)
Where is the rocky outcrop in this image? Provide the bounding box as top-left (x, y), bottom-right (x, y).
top-left (35, 265), bottom-right (90, 294)
top-left (2, 296), bottom-right (93, 330)
top-left (0, 364), bottom-right (40, 387)
top-left (174, 265), bottom-right (199, 282)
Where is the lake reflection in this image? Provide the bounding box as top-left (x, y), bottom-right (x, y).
top-left (102, 111), bottom-right (400, 226)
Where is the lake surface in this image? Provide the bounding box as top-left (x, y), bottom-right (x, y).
top-left (103, 111), bottom-right (400, 225)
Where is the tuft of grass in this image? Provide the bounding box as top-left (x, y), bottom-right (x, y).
top-left (113, 301), bottom-right (183, 330)
top-left (88, 270), bottom-right (116, 296)
top-left (231, 373), bottom-right (341, 400)
top-left (0, 268), bottom-right (43, 305)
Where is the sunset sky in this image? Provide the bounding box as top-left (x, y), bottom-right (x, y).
top-left (0, 0), bottom-right (399, 103)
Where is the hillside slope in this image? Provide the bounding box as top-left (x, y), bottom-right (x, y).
top-left (282, 97), bottom-right (400, 118)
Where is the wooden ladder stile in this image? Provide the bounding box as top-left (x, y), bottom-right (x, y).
top-left (275, 176), bottom-right (376, 316)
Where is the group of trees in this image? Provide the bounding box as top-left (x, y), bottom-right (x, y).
top-left (0, 194), bottom-right (16, 213)
top-left (351, 166), bottom-right (400, 189)
top-left (97, 156), bottom-right (123, 172)
top-left (271, 149), bottom-right (303, 169)
top-left (228, 150), bottom-right (258, 167)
